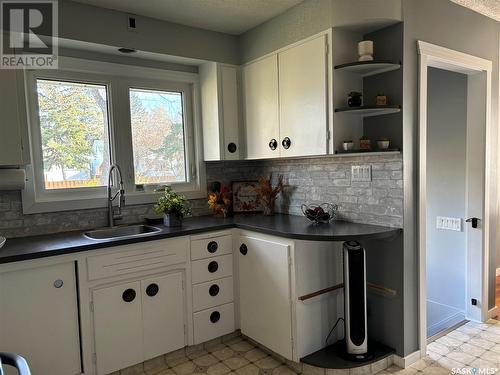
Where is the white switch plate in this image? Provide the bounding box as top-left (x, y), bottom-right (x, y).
top-left (351, 165), bottom-right (371, 182)
top-left (436, 216), bottom-right (462, 232)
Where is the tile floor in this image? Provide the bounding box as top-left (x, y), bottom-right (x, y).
top-left (114, 320), bottom-right (500, 375)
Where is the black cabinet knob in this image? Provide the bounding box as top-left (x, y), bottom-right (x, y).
top-left (269, 139), bottom-right (278, 150)
top-left (122, 288), bottom-right (136, 302)
top-left (209, 284), bottom-right (220, 296)
top-left (210, 311), bottom-right (221, 323)
top-left (227, 143), bottom-right (237, 153)
top-left (208, 261), bottom-right (219, 273)
top-left (207, 241), bottom-right (218, 253)
top-left (282, 137), bottom-right (291, 149)
top-left (239, 243), bottom-right (248, 255)
top-left (146, 283), bottom-right (159, 297)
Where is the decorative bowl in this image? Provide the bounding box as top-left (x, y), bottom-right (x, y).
top-left (301, 203), bottom-right (338, 224)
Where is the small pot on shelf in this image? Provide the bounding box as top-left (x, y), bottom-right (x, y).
top-left (359, 136), bottom-right (371, 151)
top-left (376, 93), bottom-right (388, 106)
top-left (347, 91), bottom-right (362, 107)
top-left (377, 139), bottom-right (390, 150)
top-left (343, 140), bottom-right (354, 151)
top-left (163, 213), bottom-right (182, 227)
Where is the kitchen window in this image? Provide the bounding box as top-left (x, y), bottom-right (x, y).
top-left (22, 57), bottom-right (205, 214)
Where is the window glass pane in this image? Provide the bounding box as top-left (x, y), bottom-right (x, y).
top-left (36, 79), bottom-right (111, 190)
top-left (129, 88), bottom-right (187, 185)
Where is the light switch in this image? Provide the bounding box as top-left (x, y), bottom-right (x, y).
top-left (351, 165), bottom-right (371, 182)
top-left (436, 216), bottom-right (462, 231)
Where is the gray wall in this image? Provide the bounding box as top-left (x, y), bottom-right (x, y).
top-left (402, 0), bottom-right (500, 354)
top-left (426, 68), bottom-right (467, 311)
top-left (59, 0), bottom-right (239, 64)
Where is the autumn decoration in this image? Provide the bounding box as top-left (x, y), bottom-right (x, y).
top-left (208, 182), bottom-right (232, 218)
top-left (253, 175), bottom-right (285, 216)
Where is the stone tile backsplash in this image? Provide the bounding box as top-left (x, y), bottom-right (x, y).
top-left (0, 153), bottom-right (402, 238)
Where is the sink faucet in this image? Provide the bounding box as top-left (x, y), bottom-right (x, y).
top-left (107, 164), bottom-right (125, 227)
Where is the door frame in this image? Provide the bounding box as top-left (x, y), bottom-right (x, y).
top-left (417, 41), bottom-right (493, 356)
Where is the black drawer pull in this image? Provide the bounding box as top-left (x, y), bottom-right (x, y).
top-left (210, 311), bottom-right (221, 323)
top-left (209, 284), bottom-right (220, 296)
top-left (239, 243), bottom-right (248, 255)
top-left (269, 139), bottom-right (278, 150)
top-left (207, 241), bottom-right (218, 253)
top-left (208, 261), bottom-right (219, 273)
top-left (146, 283), bottom-right (159, 297)
top-left (282, 137), bottom-right (291, 149)
top-left (122, 288), bottom-right (136, 302)
top-left (227, 143), bottom-right (237, 153)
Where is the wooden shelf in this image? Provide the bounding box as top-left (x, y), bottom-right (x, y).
top-left (334, 60), bottom-right (401, 77)
top-left (334, 150), bottom-right (401, 157)
top-left (334, 105), bottom-right (401, 117)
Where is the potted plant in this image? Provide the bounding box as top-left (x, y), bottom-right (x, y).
top-left (377, 137), bottom-right (390, 150)
top-left (253, 175), bottom-right (285, 216)
top-left (359, 136), bottom-right (371, 151)
top-left (348, 91), bottom-right (362, 107)
top-left (154, 186), bottom-right (191, 227)
top-left (376, 92), bottom-right (387, 106)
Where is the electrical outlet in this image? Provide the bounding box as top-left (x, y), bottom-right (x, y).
top-left (351, 165), bottom-right (371, 182)
top-left (436, 216), bottom-right (462, 231)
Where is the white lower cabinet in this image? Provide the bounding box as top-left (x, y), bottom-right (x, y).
top-left (0, 261), bottom-right (81, 375)
top-left (238, 233), bottom-right (294, 360)
top-left (92, 272), bottom-right (186, 375)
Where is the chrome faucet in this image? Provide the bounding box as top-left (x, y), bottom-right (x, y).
top-left (107, 164), bottom-right (125, 227)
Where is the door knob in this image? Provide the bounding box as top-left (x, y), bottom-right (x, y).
top-left (53, 279), bottom-right (64, 288)
top-left (209, 284), bottom-right (220, 296)
top-left (466, 217), bottom-right (480, 228)
top-left (210, 311), bottom-right (221, 323)
top-left (239, 243), bottom-right (248, 255)
top-left (282, 137), bottom-right (291, 149)
top-left (208, 261), bottom-right (219, 273)
top-left (227, 142), bottom-right (237, 153)
top-left (122, 288), bottom-right (136, 302)
top-left (269, 139), bottom-right (278, 150)
top-left (207, 241), bottom-right (218, 253)
top-left (146, 283), bottom-right (159, 297)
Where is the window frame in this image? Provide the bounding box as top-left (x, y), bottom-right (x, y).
top-left (22, 57), bottom-right (206, 214)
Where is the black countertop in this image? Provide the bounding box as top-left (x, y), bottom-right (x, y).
top-left (0, 214), bottom-right (401, 264)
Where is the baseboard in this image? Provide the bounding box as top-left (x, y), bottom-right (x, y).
top-left (427, 311), bottom-right (466, 338)
top-left (496, 268), bottom-right (500, 276)
top-left (488, 306), bottom-right (498, 319)
top-left (393, 350), bottom-right (421, 368)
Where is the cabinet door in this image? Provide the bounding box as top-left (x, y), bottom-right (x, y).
top-left (279, 35), bottom-right (328, 157)
top-left (238, 235), bottom-right (293, 359)
top-left (242, 55), bottom-right (280, 159)
top-left (0, 69), bottom-right (25, 165)
top-left (0, 262), bottom-right (81, 375)
top-left (141, 272), bottom-right (185, 360)
top-left (93, 281), bottom-right (143, 375)
top-left (220, 65), bottom-right (241, 160)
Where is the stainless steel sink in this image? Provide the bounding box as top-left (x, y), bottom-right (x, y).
top-left (84, 224), bottom-right (161, 240)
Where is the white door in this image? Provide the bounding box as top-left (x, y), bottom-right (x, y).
top-left (220, 65), bottom-right (241, 160)
top-left (141, 272), bottom-right (185, 360)
top-left (242, 54), bottom-right (280, 159)
top-left (93, 281), bottom-right (143, 375)
top-left (238, 234), bottom-right (293, 360)
top-left (279, 35), bottom-right (328, 157)
top-left (0, 262), bottom-right (81, 375)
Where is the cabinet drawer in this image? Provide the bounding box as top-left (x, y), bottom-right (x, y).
top-left (193, 303), bottom-right (235, 344)
top-left (191, 254), bottom-right (233, 284)
top-left (87, 238), bottom-right (188, 281)
top-left (191, 234), bottom-right (232, 260)
top-left (193, 276), bottom-right (234, 312)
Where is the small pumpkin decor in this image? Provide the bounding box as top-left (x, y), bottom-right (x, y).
top-left (208, 181), bottom-right (232, 218)
top-left (253, 175), bottom-right (285, 216)
top-left (348, 91), bottom-right (362, 107)
top-left (154, 187), bottom-right (191, 227)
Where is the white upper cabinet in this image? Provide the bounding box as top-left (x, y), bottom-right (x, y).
top-left (0, 69), bottom-right (29, 166)
top-left (279, 35), bottom-right (328, 157)
top-left (242, 32), bottom-right (330, 159)
top-left (200, 62), bottom-right (241, 161)
top-left (242, 54), bottom-right (280, 159)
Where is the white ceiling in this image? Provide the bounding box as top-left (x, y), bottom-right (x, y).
top-left (450, 0), bottom-right (500, 22)
top-left (71, 0), bottom-right (304, 35)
